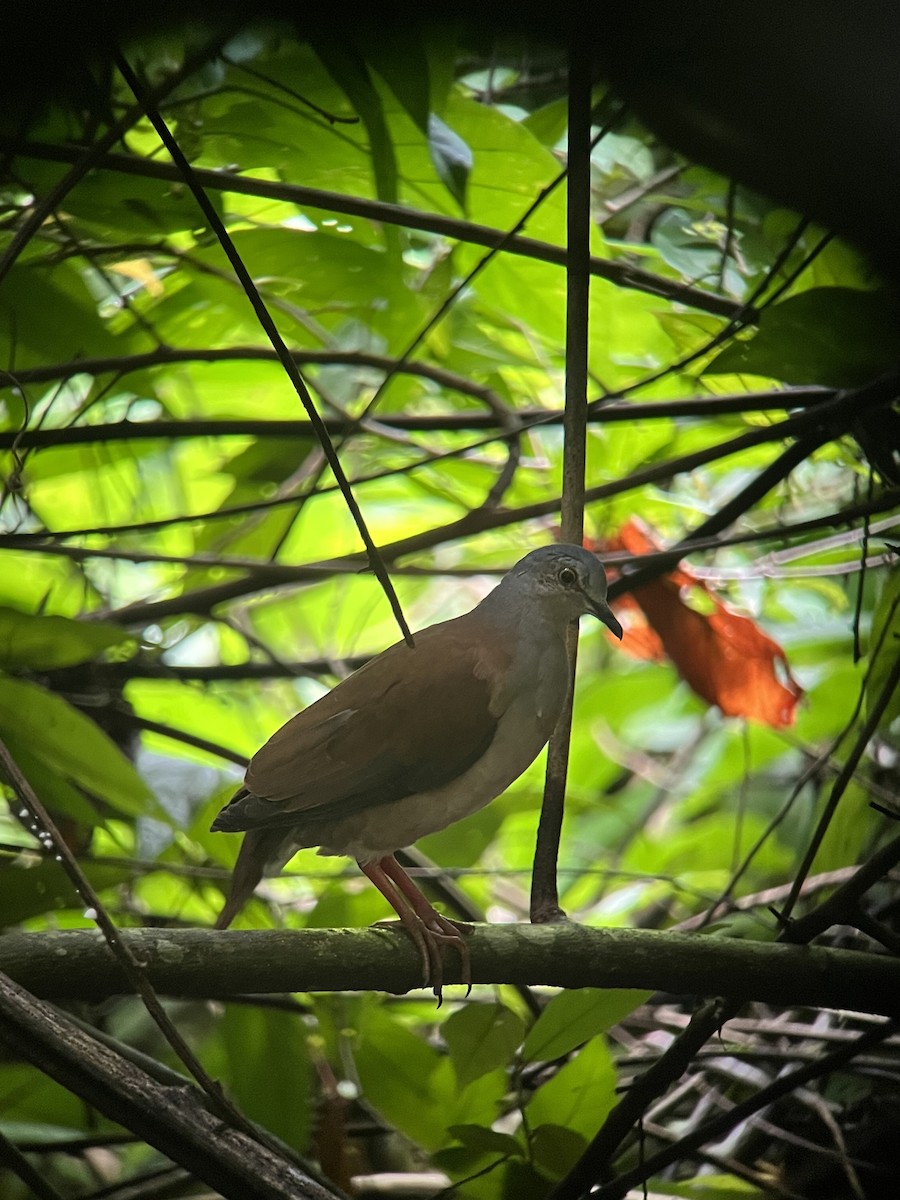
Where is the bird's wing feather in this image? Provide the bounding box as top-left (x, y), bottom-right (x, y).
top-left (213, 615), bottom-right (509, 833)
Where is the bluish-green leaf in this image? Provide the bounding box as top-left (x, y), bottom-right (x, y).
top-left (428, 113), bottom-right (472, 211)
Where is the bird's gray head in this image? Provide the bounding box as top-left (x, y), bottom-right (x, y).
top-left (491, 544), bottom-right (623, 638)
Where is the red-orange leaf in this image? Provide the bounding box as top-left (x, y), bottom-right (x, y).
top-left (592, 521), bottom-right (804, 728)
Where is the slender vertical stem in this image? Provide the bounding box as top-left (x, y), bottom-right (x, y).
top-left (531, 38), bottom-right (592, 923)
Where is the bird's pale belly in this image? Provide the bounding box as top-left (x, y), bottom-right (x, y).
top-left (317, 699), bottom-right (558, 861)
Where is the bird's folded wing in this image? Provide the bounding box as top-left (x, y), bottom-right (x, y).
top-left (220, 618), bottom-right (508, 831)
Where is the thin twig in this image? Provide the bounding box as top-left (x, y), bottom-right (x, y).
top-left (531, 39), bottom-right (592, 924)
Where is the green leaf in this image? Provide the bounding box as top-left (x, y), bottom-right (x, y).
top-left (17, 157), bottom-right (221, 238)
top-left (0, 675), bottom-right (155, 817)
top-left (522, 96), bottom-right (569, 147)
top-left (443, 1002), bottom-right (524, 1088)
top-left (522, 988), bottom-right (647, 1062)
top-left (310, 36), bottom-right (399, 207)
top-left (363, 27), bottom-right (431, 134)
top-left (526, 1035), bottom-right (617, 1143)
top-left (529, 1124), bottom-right (589, 1179)
top-left (446, 1124), bottom-right (522, 1159)
top-left (705, 287), bottom-right (900, 385)
top-left (2, 740), bottom-right (103, 826)
top-left (0, 262), bottom-right (121, 370)
top-left (0, 607), bottom-right (133, 670)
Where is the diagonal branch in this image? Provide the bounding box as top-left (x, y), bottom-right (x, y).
top-left (0, 971), bottom-right (342, 1200)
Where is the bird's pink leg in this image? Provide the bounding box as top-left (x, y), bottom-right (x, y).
top-left (360, 856), bottom-right (473, 1000)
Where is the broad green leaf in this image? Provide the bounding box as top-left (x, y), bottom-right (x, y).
top-left (309, 36), bottom-right (399, 207)
top-left (364, 27), bottom-right (431, 134)
top-left (526, 1035), bottom-right (617, 1142)
top-left (523, 989), bottom-right (647, 1062)
top-left (0, 1063), bottom-right (107, 1132)
top-left (809, 780), bottom-right (872, 876)
top-left (522, 96), bottom-right (569, 147)
top-left (0, 1121), bottom-right (91, 1144)
top-left (0, 607), bottom-right (133, 670)
top-left (529, 1124), bottom-right (589, 1179)
top-left (705, 287), bottom-right (900, 385)
top-left (497, 1159), bottom-right (558, 1197)
top-left (446, 1124), bottom-right (522, 1159)
top-left (0, 262), bottom-right (121, 370)
top-left (2, 740), bottom-right (103, 826)
top-left (0, 675), bottom-right (155, 817)
top-left (20, 157), bottom-right (221, 238)
top-left (443, 1002), bottom-right (524, 1088)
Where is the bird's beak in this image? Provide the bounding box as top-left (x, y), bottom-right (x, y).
top-left (590, 598), bottom-right (623, 640)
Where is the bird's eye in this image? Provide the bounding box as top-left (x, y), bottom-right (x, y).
top-left (557, 566), bottom-right (578, 587)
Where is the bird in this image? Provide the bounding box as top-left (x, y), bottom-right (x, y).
top-left (211, 544), bottom-right (623, 997)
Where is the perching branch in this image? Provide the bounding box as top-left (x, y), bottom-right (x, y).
top-left (3, 924), bottom-right (900, 1015)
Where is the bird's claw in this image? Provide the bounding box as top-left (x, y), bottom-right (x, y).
top-left (374, 914), bottom-right (473, 1004)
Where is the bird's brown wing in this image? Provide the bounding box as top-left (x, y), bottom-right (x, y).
top-left (212, 616), bottom-right (509, 833)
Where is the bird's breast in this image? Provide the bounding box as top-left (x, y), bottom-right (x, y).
top-left (318, 632), bottom-right (570, 861)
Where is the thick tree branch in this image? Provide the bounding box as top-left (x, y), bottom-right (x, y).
top-left (3, 925), bottom-right (900, 1015)
top-left (0, 972), bottom-right (342, 1200)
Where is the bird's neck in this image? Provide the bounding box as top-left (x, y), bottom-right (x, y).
top-left (474, 584), bottom-right (569, 650)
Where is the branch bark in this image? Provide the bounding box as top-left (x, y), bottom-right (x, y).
top-left (0, 971), bottom-right (342, 1200)
top-left (3, 925), bottom-right (900, 1015)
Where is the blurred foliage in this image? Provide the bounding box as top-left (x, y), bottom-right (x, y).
top-left (0, 22), bottom-right (898, 1200)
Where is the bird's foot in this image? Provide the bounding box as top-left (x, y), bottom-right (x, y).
top-left (375, 912), bottom-right (473, 1004)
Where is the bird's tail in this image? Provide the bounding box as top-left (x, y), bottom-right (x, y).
top-left (214, 826), bottom-right (295, 929)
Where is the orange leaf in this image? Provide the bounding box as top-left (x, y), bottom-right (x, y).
top-left (591, 520), bottom-right (804, 728)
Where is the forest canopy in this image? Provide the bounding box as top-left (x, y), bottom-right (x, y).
top-left (0, 16), bottom-right (898, 1200)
